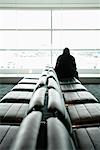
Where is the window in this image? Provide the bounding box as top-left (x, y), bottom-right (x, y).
top-left (0, 9), bottom-right (100, 75)
top-left (52, 10), bottom-right (100, 75)
top-left (0, 10), bottom-right (51, 74)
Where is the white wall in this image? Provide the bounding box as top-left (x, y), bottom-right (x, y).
top-left (0, 0), bottom-right (100, 8)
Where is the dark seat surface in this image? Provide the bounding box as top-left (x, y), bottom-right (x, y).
top-left (63, 91), bottom-right (98, 104)
top-left (11, 84), bottom-right (36, 92)
top-left (60, 77), bottom-right (81, 85)
top-left (61, 83), bottom-right (87, 92)
top-left (0, 91), bottom-right (33, 103)
top-left (0, 103), bottom-right (28, 124)
top-left (68, 103), bottom-right (100, 126)
top-left (74, 127), bottom-right (100, 150)
top-left (18, 78), bottom-right (39, 84)
top-left (0, 125), bottom-right (18, 150)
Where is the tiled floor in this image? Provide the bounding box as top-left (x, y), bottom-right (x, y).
top-left (84, 84), bottom-right (100, 102)
top-left (0, 84), bottom-right (15, 99)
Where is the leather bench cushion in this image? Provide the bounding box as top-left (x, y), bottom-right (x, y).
top-left (0, 125), bottom-right (18, 150)
top-left (0, 103), bottom-right (28, 124)
top-left (47, 117), bottom-right (100, 150)
top-left (63, 91), bottom-right (98, 104)
top-left (48, 78), bottom-right (61, 93)
top-left (68, 103), bottom-right (100, 126)
top-left (18, 78), bottom-right (38, 84)
top-left (28, 87), bottom-right (47, 113)
top-left (49, 68), bottom-right (58, 77)
top-left (48, 88), bottom-right (72, 133)
top-left (74, 127), bottom-right (100, 150)
top-left (47, 72), bottom-right (59, 83)
top-left (48, 88), bottom-right (65, 114)
top-left (34, 75), bottom-right (47, 91)
top-left (0, 91), bottom-right (33, 103)
top-left (47, 117), bottom-right (76, 150)
top-left (60, 77), bottom-right (81, 85)
top-left (61, 83), bottom-right (87, 92)
top-left (10, 111), bottom-right (42, 150)
top-left (11, 84), bottom-right (36, 92)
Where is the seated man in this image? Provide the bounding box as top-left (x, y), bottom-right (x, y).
top-left (54, 47), bottom-right (79, 80)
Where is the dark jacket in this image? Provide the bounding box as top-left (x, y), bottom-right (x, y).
top-left (55, 53), bottom-right (78, 80)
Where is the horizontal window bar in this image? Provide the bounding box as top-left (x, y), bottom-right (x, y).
top-left (0, 29), bottom-right (100, 31)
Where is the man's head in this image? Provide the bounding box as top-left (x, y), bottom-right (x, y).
top-left (63, 47), bottom-right (70, 55)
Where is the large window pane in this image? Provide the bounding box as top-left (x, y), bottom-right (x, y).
top-left (17, 10), bottom-right (51, 29)
top-left (0, 10), bottom-right (51, 29)
top-left (0, 9), bottom-right (100, 75)
top-left (52, 31), bottom-right (100, 49)
top-left (52, 10), bottom-right (100, 29)
top-left (0, 31), bottom-right (51, 49)
top-left (0, 10), bottom-right (17, 29)
top-left (0, 50), bottom-right (51, 73)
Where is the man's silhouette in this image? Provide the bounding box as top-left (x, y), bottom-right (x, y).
top-left (55, 47), bottom-right (79, 80)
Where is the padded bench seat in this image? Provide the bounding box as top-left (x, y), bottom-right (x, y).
top-left (47, 117), bottom-right (100, 150)
top-left (73, 127), bottom-right (100, 150)
top-left (18, 78), bottom-right (39, 84)
top-left (28, 86), bottom-right (47, 113)
top-left (63, 91), bottom-right (98, 104)
top-left (47, 78), bottom-right (61, 93)
top-left (48, 88), bottom-right (72, 133)
top-left (60, 77), bottom-right (81, 85)
top-left (0, 91), bottom-right (33, 103)
top-left (61, 83), bottom-right (87, 92)
top-left (47, 71), bottom-right (59, 83)
top-left (0, 125), bottom-right (18, 150)
top-left (0, 103), bottom-right (28, 125)
top-left (10, 111), bottom-right (42, 150)
top-left (11, 84), bottom-right (36, 92)
top-left (67, 103), bottom-right (100, 127)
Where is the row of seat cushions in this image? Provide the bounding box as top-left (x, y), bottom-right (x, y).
top-left (47, 74), bottom-right (100, 130)
top-left (0, 69), bottom-right (49, 150)
top-left (0, 66), bottom-right (99, 150)
top-left (47, 85), bottom-right (100, 128)
top-left (47, 117), bottom-right (100, 150)
top-left (59, 75), bottom-right (98, 105)
top-left (8, 110), bottom-right (100, 150)
top-left (0, 73), bottom-right (48, 125)
top-left (0, 66), bottom-right (55, 127)
top-left (10, 111), bottom-right (42, 150)
top-left (0, 85), bottom-right (47, 125)
top-left (8, 111), bottom-right (100, 150)
top-left (0, 111), bottom-right (43, 150)
top-left (59, 77), bottom-right (100, 128)
top-left (0, 70), bottom-right (41, 149)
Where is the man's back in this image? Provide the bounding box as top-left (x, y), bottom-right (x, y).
top-left (55, 48), bottom-right (78, 80)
